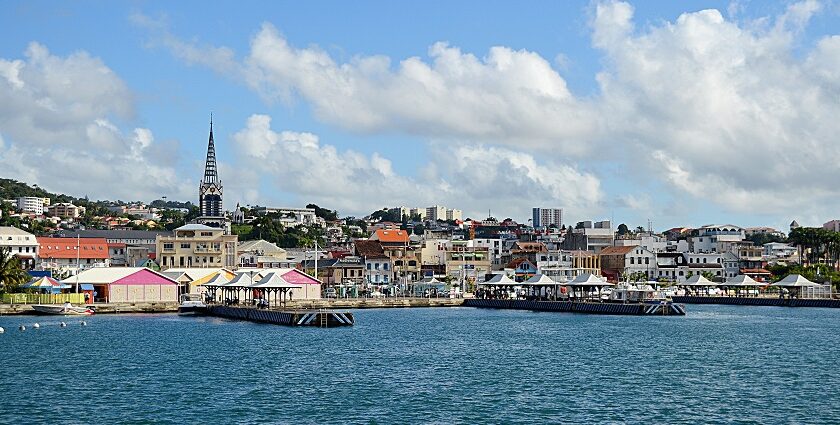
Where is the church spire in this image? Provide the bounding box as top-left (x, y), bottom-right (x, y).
top-left (203, 116), bottom-right (219, 185)
top-left (198, 116), bottom-right (223, 221)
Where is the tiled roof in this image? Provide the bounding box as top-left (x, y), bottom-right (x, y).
top-left (599, 246), bottom-right (636, 256)
top-left (373, 229), bottom-right (409, 243)
top-left (354, 240), bottom-right (385, 257)
top-left (37, 237), bottom-right (110, 259)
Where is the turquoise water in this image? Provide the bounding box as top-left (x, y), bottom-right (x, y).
top-left (1, 305), bottom-right (839, 424)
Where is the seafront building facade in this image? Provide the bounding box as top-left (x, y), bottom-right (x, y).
top-left (156, 224), bottom-right (238, 269)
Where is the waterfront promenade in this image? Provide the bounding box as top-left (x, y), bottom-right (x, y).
top-left (0, 297), bottom-right (465, 315)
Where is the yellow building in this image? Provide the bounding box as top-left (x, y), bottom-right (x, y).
top-left (156, 224), bottom-right (238, 270)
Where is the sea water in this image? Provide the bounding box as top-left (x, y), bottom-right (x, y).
top-left (1, 305), bottom-right (838, 424)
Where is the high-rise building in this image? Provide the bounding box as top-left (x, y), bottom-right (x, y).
top-left (532, 208), bottom-right (562, 228)
top-left (196, 119), bottom-right (227, 229)
top-left (446, 209), bottom-right (462, 221)
top-left (426, 205), bottom-right (447, 221)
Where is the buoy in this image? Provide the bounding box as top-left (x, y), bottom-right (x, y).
top-left (0, 327), bottom-right (5, 334)
top-left (19, 325), bottom-right (26, 331)
top-left (33, 323), bottom-right (40, 329)
top-left (60, 322), bottom-right (67, 327)
top-left (80, 321), bottom-right (87, 326)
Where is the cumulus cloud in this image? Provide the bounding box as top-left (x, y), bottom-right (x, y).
top-left (230, 114), bottom-right (603, 219)
top-left (141, 2), bottom-right (840, 222)
top-left (594, 0), bottom-right (840, 213)
top-left (0, 43), bottom-right (192, 201)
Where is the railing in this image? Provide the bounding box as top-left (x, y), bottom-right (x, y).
top-left (194, 248), bottom-right (222, 254)
top-left (2, 293), bottom-right (86, 304)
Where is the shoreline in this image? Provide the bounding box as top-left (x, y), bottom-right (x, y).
top-left (0, 298), bottom-right (466, 316)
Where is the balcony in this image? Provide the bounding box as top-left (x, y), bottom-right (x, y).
top-left (194, 247), bottom-right (222, 254)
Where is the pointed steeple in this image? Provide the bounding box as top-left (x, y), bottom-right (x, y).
top-left (198, 115), bottom-right (223, 220)
top-left (203, 116), bottom-right (219, 185)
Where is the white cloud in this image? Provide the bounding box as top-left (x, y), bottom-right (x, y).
top-left (141, 2), bottom-right (840, 223)
top-left (228, 23), bottom-right (600, 155)
top-left (593, 0), bottom-right (840, 214)
top-left (0, 43), bottom-right (192, 201)
top-left (230, 114), bottom-right (603, 219)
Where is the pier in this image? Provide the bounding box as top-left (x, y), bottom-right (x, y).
top-left (205, 306), bottom-right (354, 327)
top-left (464, 299), bottom-right (686, 315)
top-left (671, 296), bottom-right (840, 308)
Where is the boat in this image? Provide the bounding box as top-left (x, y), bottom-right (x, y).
top-left (32, 302), bottom-right (95, 316)
top-left (178, 294), bottom-right (207, 316)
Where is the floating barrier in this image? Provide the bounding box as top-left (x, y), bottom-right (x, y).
top-left (206, 306), bottom-right (354, 327)
top-left (464, 299), bottom-right (686, 316)
top-left (671, 296), bottom-right (840, 308)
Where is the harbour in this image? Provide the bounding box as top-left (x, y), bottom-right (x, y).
top-left (2, 305), bottom-right (839, 423)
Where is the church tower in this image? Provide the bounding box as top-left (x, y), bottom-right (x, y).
top-left (196, 117), bottom-right (226, 229)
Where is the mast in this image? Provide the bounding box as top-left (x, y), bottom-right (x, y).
top-left (75, 234), bottom-right (80, 293)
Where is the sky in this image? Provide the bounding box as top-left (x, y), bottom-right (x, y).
top-left (1, 0), bottom-right (840, 231)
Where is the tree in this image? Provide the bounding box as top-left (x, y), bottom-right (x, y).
top-left (0, 247), bottom-right (28, 293)
top-left (306, 203), bottom-right (338, 221)
top-left (617, 223), bottom-right (629, 235)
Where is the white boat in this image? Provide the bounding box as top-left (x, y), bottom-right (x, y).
top-left (178, 294), bottom-right (207, 316)
top-left (32, 302), bottom-right (95, 316)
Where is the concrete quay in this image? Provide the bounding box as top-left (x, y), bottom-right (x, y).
top-left (0, 302), bottom-right (179, 315)
top-left (282, 297), bottom-right (465, 310)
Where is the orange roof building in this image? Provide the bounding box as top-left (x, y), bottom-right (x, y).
top-left (370, 229), bottom-right (410, 245)
top-left (38, 237), bottom-right (110, 260)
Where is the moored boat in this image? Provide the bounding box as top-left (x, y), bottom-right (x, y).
top-left (32, 302), bottom-right (95, 316)
top-left (178, 294), bottom-right (207, 316)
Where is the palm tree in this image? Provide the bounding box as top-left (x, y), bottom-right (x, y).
top-left (0, 247), bottom-right (28, 293)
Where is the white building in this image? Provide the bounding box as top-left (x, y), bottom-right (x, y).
top-left (763, 242), bottom-right (797, 258)
top-left (17, 197), bottom-right (48, 215)
top-left (532, 207), bottom-right (562, 228)
top-left (446, 209), bottom-right (462, 221)
top-left (253, 206), bottom-right (320, 226)
top-left (690, 225), bottom-right (745, 253)
top-left (0, 226), bottom-right (39, 269)
top-left (470, 238), bottom-right (504, 267)
top-left (426, 205), bottom-right (447, 221)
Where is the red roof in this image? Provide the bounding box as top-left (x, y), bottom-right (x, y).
top-left (37, 237), bottom-right (110, 259)
top-left (373, 229), bottom-right (409, 243)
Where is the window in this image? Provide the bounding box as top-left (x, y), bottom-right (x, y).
top-left (367, 263), bottom-right (372, 270)
top-left (630, 257), bottom-right (634, 264)
top-left (644, 258), bottom-right (649, 265)
top-left (164, 243), bottom-right (174, 250)
top-left (384, 263), bottom-right (389, 270)
top-left (181, 243), bottom-right (191, 249)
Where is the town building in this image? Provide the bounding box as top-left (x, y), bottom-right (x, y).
top-left (64, 267), bottom-right (178, 303)
top-left (599, 245), bottom-right (656, 281)
top-left (426, 205), bottom-right (447, 222)
top-left (446, 209), bottom-right (463, 221)
top-left (37, 237), bottom-right (110, 271)
top-left (532, 207), bottom-right (562, 228)
top-left (562, 220), bottom-right (613, 253)
top-left (689, 224), bottom-right (746, 253)
top-left (0, 226), bottom-right (39, 269)
top-left (17, 197), bottom-right (49, 215)
top-left (156, 224), bottom-right (238, 269)
top-left (46, 202), bottom-right (86, 219)
top-left (823, 220), bottom-right (840, 232)
top-left (237, 239), bottom-right (289, 268)
top-left (252, 206), bottom-right (320, 226)
top-left (444, 240), bottom-right (491, 288)
top-left (354, 240), bottom-right (392, 285)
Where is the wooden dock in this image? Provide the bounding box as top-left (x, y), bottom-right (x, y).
top-left (464, 299), bottom-right (686, 316)
top-left (205, 306), bottom-right (354, 327)
top-left (671, 296), bottom-right (840, 308)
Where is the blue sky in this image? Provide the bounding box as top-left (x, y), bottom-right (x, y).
top-left (2, 0), bottom-right (840, 231)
